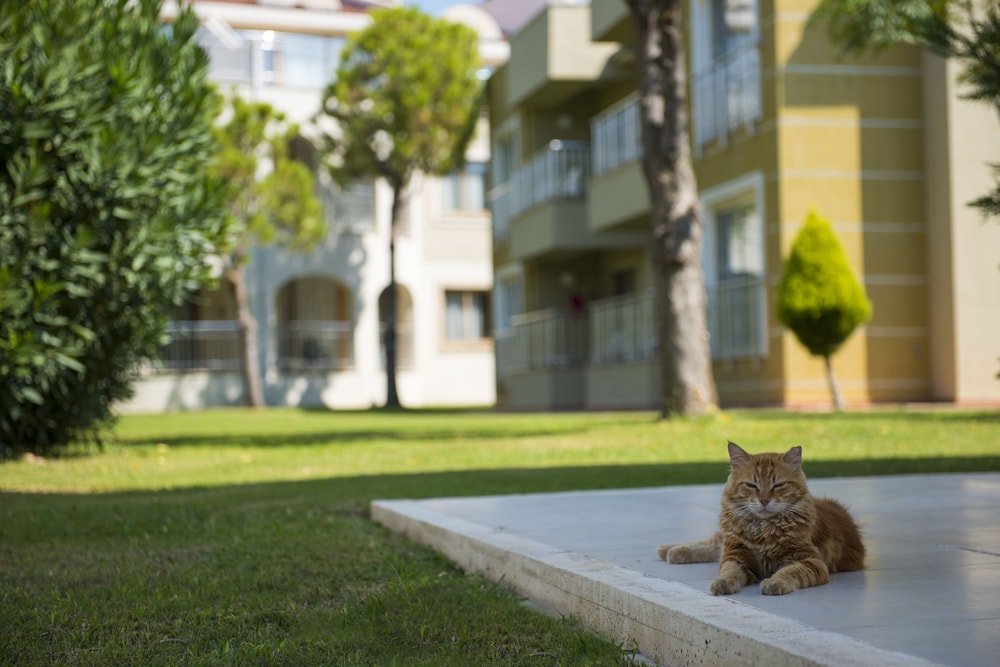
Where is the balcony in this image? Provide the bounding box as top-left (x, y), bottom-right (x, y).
top-left (488, 180), bottom-right (513, 244)
top-left (592, 95), bottom-right (642, 178)
top-left (505, 141), bottom-right (596, 260)
top-left (506, 3), bottom-right (622, 109)
top-left (159, 320), bottom-right (242, 372)
top-left (692, 43), bottom-right (761, 147)
top-left (588, 95), bottom-right (650, 232)
top-left (591, 0), bottom-right (632, 43)
top-left (513, 140), bottom-right (589, 217)
top-left (496, 277), bottom-right (768, 380)
top-left (706, 276), bottom-right (768, 362)
top-left (589, 290), bottom-right (657, 364)
top-left (495, 309), bottom-right (589, 375)
top-left (277, 320), bottom-right (355, 371)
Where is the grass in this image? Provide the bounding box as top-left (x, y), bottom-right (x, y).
top-left (2, 407), bottom-right (1000, 665)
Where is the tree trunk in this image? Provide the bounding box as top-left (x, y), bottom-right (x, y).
top-left (383, 182), bottom-right (404, 409)
top-left (627, 0), bottom-right (718, 417)
top-left (228, 265), bottom-right (265, 408)
top-left (823, 354), bottom-right (844, 411)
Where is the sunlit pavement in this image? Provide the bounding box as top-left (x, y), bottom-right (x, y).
top-left (373, 474), bottom-right (1000, 666)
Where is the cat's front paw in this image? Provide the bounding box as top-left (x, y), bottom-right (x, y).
top-left (655, 544), bottom-right (674, 561)
top-left (709, 577), bottom-right (743, 595)
top-left (664, 545), bottom-right (697, 564)
top-left (760, 577), bottom-right (795, 595)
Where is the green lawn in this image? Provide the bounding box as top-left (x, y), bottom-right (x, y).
top-left (3, 408), bottom-right (999, 665)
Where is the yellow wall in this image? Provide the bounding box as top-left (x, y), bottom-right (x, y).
top-left (771, 2), bottom-right (930, 405)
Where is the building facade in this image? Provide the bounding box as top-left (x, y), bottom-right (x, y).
top-left (489, 0), bottom-right (1000, 409)
top-left (124, 0), bottom-right (508, 411)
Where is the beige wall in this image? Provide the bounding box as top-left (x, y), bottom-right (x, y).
top-left (923, 53), bottom-right (1000, 403)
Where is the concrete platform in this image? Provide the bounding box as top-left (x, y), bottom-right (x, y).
top-left (372, 473), bottom-right (1000, 666)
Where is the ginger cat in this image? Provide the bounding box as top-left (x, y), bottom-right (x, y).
top-left (657, 441), bottom-right (865, 595)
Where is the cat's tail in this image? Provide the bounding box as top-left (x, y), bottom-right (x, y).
top-left (656, 532), bottom-right (722, 563)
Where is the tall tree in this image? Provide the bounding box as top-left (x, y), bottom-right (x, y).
top-left (777, 210), bottom-right (872, 410)
top-left (319, 6), bottom-right (482, 408)
top-left (0, 0), bottom-right (229, 455)
top-left (211, 95), bottom-right (324, 408)
top-left (624, 0), bottom-right (718, 417)
top-left (812, 0), bottom-right (1000, 216)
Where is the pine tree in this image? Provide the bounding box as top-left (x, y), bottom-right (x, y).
top-left (777, 210), bottom-right (872, 409)
top-left (319, 6), bottom-right (482, 409)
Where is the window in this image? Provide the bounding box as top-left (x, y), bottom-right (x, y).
top-left (716, 203), bottom-right (764, 280)
top-left (259, 31), bottom-right (344, 89)
top-left (442, 162), bottom-right (486, 212)
top-left (701, 173), bottom-right (767, 361)
top-left (321, 178), bottom-right (374, 233)
top-left (691, 0), bottom-right (760, 146)
top-left (445, 291), bottom-right (491, 341)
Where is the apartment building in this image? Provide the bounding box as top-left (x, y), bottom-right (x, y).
top-left (489, 0), bottom-right (1000, 409)
top-left (124, 0), bottom-right (509, 411)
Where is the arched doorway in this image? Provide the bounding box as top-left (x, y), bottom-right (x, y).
top-left (378, 284), bottom-right (414, 369)
top-left (162, 285), bottom-right (240, 371)
top-left (276, 275), bottom-right (354, 370)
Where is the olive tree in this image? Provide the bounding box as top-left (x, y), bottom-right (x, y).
top-left (777, 210), bottom-right (872, 410)
top-left (0, 0), bottom-right (229, 455)
top-left (318, 6), bottom-right (482, 408)
top-left (624, 0), bottom-right (718, 417)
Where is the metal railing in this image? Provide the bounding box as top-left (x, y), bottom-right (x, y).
top-left (706, 276), bottom-right (767, 361)
top-left (692, 43), bottom-right (761, 146)
top-left (277, 320), bottom-right (355, 371)
top-left (495, 309), bottom-right (589, 374)
top-left (159, 320), bottom-right (242, 371)
top-left (589, 290), bottom-right (657, 364)
top-left (487, 179), bottom-right (514, 243)
top-left (495, 278), bottom-right (767, 378)
top-left (510, 140), bottom-right (590, 219)
top-left (591, 94), bottom-right (642, 177)
top-left (379, 324), bottom-right (414, 370)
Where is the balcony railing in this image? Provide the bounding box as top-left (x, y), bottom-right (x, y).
top-left (589, 290), bottom-right (657, 364)
top-left (488, 179), bottom-right (514, 243)
top-left (495, 278), bottom-right (767, 378)
top-left (706, 276), bottom-right (767, 361)
top-left (591, 94), bottom-right (641, 177)
top-left (692, 43), bottom-right (761, 146)
top-left (495, 309), bottom-right (589, 374)
top-left (159, 320), bottom-right (242, 372)
top-left (278, 320), bottom-right (354, 371)
top-left (511, 140), bottom-right (590, 219)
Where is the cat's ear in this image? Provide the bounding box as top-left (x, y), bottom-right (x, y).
top-left (782, 446), bottom-right (803, 470)
top-left (727, 441), bottom-right (751, 470)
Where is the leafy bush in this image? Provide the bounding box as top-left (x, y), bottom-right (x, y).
top-left (777, 210), bottom-right (872, 408)
top-left (0, 0), bottom-right (229, 456)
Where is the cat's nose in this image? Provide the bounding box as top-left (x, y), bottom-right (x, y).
top-left (760, 498), bottom-right (770, 506)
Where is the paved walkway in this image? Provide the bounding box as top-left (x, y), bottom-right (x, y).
top-left (372, 473), bottom-right (1000, 666)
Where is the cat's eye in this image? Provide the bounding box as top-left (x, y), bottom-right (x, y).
top-left (772, 482), bottom-right (787, 490)
top-left (743, 482), bottom-right (759, 491)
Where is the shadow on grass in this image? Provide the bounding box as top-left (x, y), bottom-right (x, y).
top-left (727, 408), bottom-right (1000, 423)
top-left (3, 455), bottom-right (999, 510)
top-left (110, 409), bottom-right (636, 449)
top-left (107, 408), bottom-right (1000, 450)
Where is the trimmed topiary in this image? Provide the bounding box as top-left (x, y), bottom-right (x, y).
top-left (777, 210), bottom-right (872, 409)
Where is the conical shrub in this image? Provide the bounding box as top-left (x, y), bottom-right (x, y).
top-left (778, 210), bottom-right (872, 357)
top-left (777, 210), bottom-right (872, 409)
